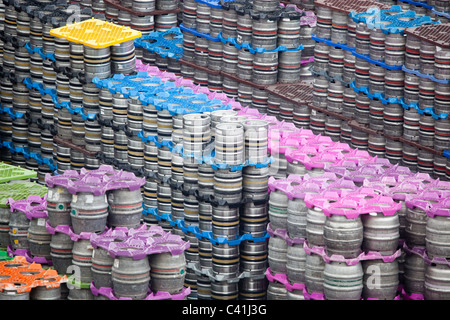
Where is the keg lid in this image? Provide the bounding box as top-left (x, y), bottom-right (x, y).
top-left (324, 159), bottom-right (359, 178)
top-left (45, 171), bottom-right (80, 188)
top-left (427, 198), bottom-right (450, 218)
top-left (7, 195), bottom-right (46, 215)
top-left (127, 224), bottom-right (166, 240)
top-left (304, 191), bottom-right (342, 209)
top-left (289, 181), bottom-right (323, 200)
top-left (347, 166), bottom-right (386, 184)
top-left (90, 227), bottom-right (129, 250)
top-left (67, 175), bottom-right (108, 195)
top-left (45, 220), bottom-right (71, 236)
top-left (104, 173), bottom-right (145, 192)
top-left (268, 175), bottom-right (304, 194)
top-left (108, 238), bottom-right (148, 259)
top-left (362, 176), bottom-right (398, 194)
top-left (340, 149), bottom-right (373, 166)
top-left (405, 190), bottom-right (445, 211)
top-left (324, 178), bottom-right (358, 195)
top-left (388, 180), bottom-right (423, 200)
top-left (146, 232), bottom-right (190, 256)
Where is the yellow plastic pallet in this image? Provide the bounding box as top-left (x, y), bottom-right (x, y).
top-left (50, 18), bottom-right (142, 49)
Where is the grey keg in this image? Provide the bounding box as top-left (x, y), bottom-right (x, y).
top-left (112, 254), bottom-right (150, 300)
top-left (148, 251), bottom-right (186, 294)
top-left (324, 261), bottom-right (364, 300)
top-left (362, 259), bottom-right (399, 300)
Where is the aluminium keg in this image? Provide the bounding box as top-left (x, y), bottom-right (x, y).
top-left (71, 238), bottom-right (94, 284)
top-left (420, 40), bottom-right (435, 75)
top-left (286, 243), bottom-right (306, 284)
top-left (305, 253), bottom-right (326, 296)
top-left (324, 261), bottom-right (364, 300)
top-left (112, 254), bottom-right (150, 300)
top-left (362, 259), bottom-right (399, 300)
top-left (212, 243), bottom-right (240, 278)
top-left (148, 251), bottom-right (186, 294)
top-left (361, 212), bottom-right (400, 256)
top-left (70, 191), bottom-right (108, 235)
top-left (323, 214), bottom-right (363, 259)
top-left (268, 235), bottom-right (287, 274)
top-left (424, 263), bottom-right (450, 300)
top-left (251, 17), bottom-right (278, 51)
top-left (28, 217), bottom-right (52, 259)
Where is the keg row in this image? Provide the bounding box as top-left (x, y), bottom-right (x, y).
top-left (308, 2), bottom-right (450, 179)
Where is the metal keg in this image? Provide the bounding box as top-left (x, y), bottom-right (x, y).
top-left (71, 238), bottom-right (94, 284)
top-left (435, 47), bottom-right (450, 80)
top-left (251, 88), bottom-right (270, 114)
top-left (278, 14), bottom-right (300, 49)
top-left (361, 212), bottom-right (400, 256)
top-left (9, 208), bottom-right (29, 250)
top-left (240, 239), bottom-right (268, 274)
top-left (385, 70), bottom-right (405, 99)
top-left (83, 46), bottom-right (111, 81)
top-left (328, 47), bottom-right (344, 78)
top-left (266, 281), bottom-right (287, 300)
top-left (403, 107), bottom-right (420, 142)
top-left (241, 192), bottom-right (268, 237)
top-left (355, 22), bottom-right (370, 56)
top-left (369, 64), bottom-right (386, 94)
top-left (315, 6), bottom-right (332, 39)
top-left (323, 214), bottom-right (363, 259)
top-left (111, 40), bottom-right (136, 75)
top-left (286, 195), bottom-right (310, 240)
top-left (251, 17), bottom-right (278, 51)
top-left (239, 277), bottom-right (267, 300)
top-left (402, 144), bottom-right (418, 172)
top-left (148, 251), bottom-right (186, 294)
top-left (222, 7), bottom-right (238, 39)
top-left (385, 139), bottom-right (403, 164)
top-left (368, 134), bottom-right (386, 158)
top-left (242, 119), bottom-right (268, 163)
top-left (252, 51), bottom-right (278, 85)
top-left (236, 12), bottom-right (252, 45)
top-left (420, 40), bottom-right (435, 75)
top-left (196, 273), bottom-right (211, 300)
top-left (182, 0), bottom-right (197, 29)
top-left (91, 246), bottom-right (114, 288)
top-left (28, 217), bottom-right (52, 259)
top-left (211, 280), bottom-right (238, 300)
top-left (112, 254), bottom-right (150, 300)
top-left (367, 99), bottom-right (384, 131)
top-left (70, 191), bottom-right (108, 235)
top-left (305, 252), bottom-right (325, 296)
top-left (268, 188), bottom-right (289, 231)
top-left (268, 235), bottom-right (287, 274)
top-left (312, 76), bottom-right (329, 108)
top-left (278, 50), bottom-right (302, 83)
top-left (341, 86), bottom-right (356, 119)
top-left (324, 261), bottom-right (363, 300)
top-left (403, 251), bottom-right (426, 297)
top-left (418, 114), bottom-right (435, 148)
top-left (433, 154), bottom-right (447, 180)
top-left (286, 243), bottom-right (306, 284)
top-left (424, 263), bottom-right (450, 300)
top-left (434, 82), bottom-right (450, 116)
top-left (355, 57), bottom-right (370, 89)
top-left (313, 42), bottom-right (330, 72)
top-left (131, 15), bottom-right (154, 38)
top-left (253, 0), bottom-right (280, 12)
top-left (155, 13), bottom-right (178, 31)
top-left (383, 103), bottom-right (404, 138)
top-left (385, 33), bottom-right (406, 67)
top-left (330, 10), bottom-right (348, 45)
top-left (207, 40), bottom-right (223, 72)
top-left (342, 50), bottom-right (356, 84)
top-left (194, 36), bottom-right (209, 67)
top-left (30, 279), bottom-right (62, 300)
top-left (107, 188), bottom-right (142, 229)
top-left (196, 2), bottom-right (211, 34)
top-left (293, 103), bottom-right (311, 128)
top-left (222, 77), bottom-right (239, 99)
top-left (434, 118), bottom-right (450, 151)
top-left (210, 6), bottom-right (223, 37)
top-left (362, 259), bottom-right (399, 300)
top-left (198, 236), bottom-right (212, 269)
top-left (426, 213), bottom-right (450, 259)
top-left (355, 92), bottom-right (370, 124)
top-left (417, 149), bottom-right (435, 175)
top-left (350, 128), bottom-right (368, 150)
top-left (214, 122), bottom-right (245, 166)
top-left (405, 34), bottom-right (420, 70)
top-left (132, 0), bottom-right (156, 12)
top-left (238, 83), bottom-right (253, 107)
top-left (369, 28), bottom-right (386, 62)
top-left (212, 203), bottom-right (239, 240)
top-left (212, 243), bottom-right (240, 278)
top-left (0, 285), bottom-right (30, 300)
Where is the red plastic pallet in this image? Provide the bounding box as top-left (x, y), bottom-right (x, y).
top-left (405, 23), bottom-right (450, 49)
